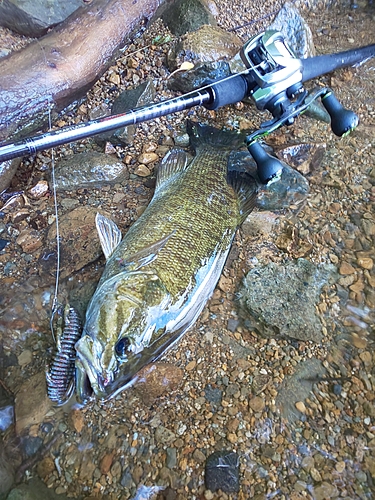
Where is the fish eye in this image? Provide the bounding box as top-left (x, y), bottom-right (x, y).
top-left (115, 337), bottom-right (130, 357)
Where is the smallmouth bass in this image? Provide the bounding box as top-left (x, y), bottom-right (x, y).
top-left (75, 121), bottom-right (308, 401)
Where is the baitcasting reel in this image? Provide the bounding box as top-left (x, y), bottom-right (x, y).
top-left (240, 30), bottom-right (359, 183)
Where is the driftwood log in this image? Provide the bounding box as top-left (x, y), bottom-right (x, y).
top-left (0, 0), bottom-right (165, 142)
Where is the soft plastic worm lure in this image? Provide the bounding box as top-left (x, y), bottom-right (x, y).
top-left (46, 305), bottom-right (82, 406)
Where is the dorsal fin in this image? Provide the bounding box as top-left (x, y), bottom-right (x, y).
top-left (155, 148), bottom-right (190, 193)
top-left (227, 170), bottom-right (258, 224)
top-left (95, 213), bottom-right (122, 260)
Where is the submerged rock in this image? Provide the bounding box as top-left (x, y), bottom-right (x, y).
top-left (54, 151), bottom-right (129, 190)
top-left (133, 362), bottom-right (184, 404)
top-left (41, 206), bottom-right (113, 280)
top-left (0, 0), bottom-right (82, 37)
top-left (268, 2), bottom-right (315, 58)
top-left (167, 25), bottom-right (242, 71)
top-left (275, 357), bottom-right (327, 422)
top-left (157, 0), bottom-right (216, 36)
top-left (6, 478), bottom-right (70, 500)
top-left (240, 258), bottom-right (337, 342)
top-left (15, 372), bottom-right (52, 434)
top-left (205, 450), bottom-right (240, 493)
top-left (95, 80), bottom-right (156, 147)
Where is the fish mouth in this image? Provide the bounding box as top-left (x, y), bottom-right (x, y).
top-left (75, 360), bottom-right (137, 402)
top-left (75, 349), bottom-right (136, 402)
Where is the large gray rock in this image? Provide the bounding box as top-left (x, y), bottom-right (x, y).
top-left (156, 0), bottom-right (216, 36)
top-left (167, 24), bottom-right (242, 71)
top-left (54, 151), bottom-right (129, 190)
top-left (240, 258), bottom-right (337, 342)
top-left (95, 80), bottom-right (156, 146)
top-left (268, 2), bottom-right (315, 58)
top-left (0, 0), bottom-right (82, 37)
top-left (6, 478), bottom-right (69, 500)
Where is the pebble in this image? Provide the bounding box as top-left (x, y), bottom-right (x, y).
top-left (335, 461), bottom-right (346, 473)
top-left (99, 451), bottom-right (115, 475)
top-left (134, 363), bottom-right (184, 404)
top-left (134, 164), bottom-right (151, 177)
top-left (16, 229), bottom-right (44, 253)
top-left (137, 152), bottom-right (158, 164)
top-left (70, 409), bottom-right (85, 433)
top-left (357, 257), bottom-right (373, 270)
top-left (339, 261), bottom-right (356, 274)
top-left (28, 180), bottom-right (49, 198)
top-left (166, 448), bottom-right (177, 468)
top-left (295, 401), bottom-right (306, 413)
top-left (17, 349), bottom-right (32, 366)
top-left (249, 395), bottom-right (265, 413)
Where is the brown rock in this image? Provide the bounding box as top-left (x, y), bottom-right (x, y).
top-left (70, 409), bottom-right (85, 433)
top-left (186, 360), bottom-right (196, 371)
top-left (339, 261), bottom-right (356, 275)
top-left (28, 180), bottom-right (49, 198)
top-left (137, 152), bottom-right (158, 165)
top-left (15, 372), bottom-right (52, 434)
top-left (249, 395), bottom-right (265, 413)
top-left (357, 257), bottom-right (373, 270)
top-left (100, 450), bottom-right (115, 475)
top-left (134, 362), bottom-right (184, 404)
top-left (37, 457), bottom-right (56, 479)
top-left (295, 401), bottom-right (306, 413)
top-left (16, 229), bottom-right (44, 253)
top-left (134, 164), bottom-right (151, 177)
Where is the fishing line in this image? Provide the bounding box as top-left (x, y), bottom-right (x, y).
top-left (34, 37), bottom-right (62, 343)
top-left (48, 100), bottom-right (61, 344)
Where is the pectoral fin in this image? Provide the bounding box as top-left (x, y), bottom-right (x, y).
top-left (119, 231), bottom-right (176, 270)
top-left (96, 213), bottom-right (122, 260)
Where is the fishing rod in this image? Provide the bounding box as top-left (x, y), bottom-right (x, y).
top-left (0, 30), bottom-right (374, 184)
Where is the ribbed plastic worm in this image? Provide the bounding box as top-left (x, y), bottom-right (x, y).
top-left (46, 305), bottom-right (82, 406)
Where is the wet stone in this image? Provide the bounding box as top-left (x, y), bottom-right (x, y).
top-left (54, 152), bottom-right (128, 190)
top-left (167, 24), bottom-right (242, 71)
top-left (95, 80), bottom-right (156, 146)
top-left (240, 258), bottom-right (337, 342)
top-left (269, 1), bottom-right (316, 58)
top-left (21, 436), bottom-right (43, 457)
top-left (166, 447), bottom-right (177, 468)
top-left (205, 450), bottom-right (240, 493)
top-left (204, 384), bottom-right (223, 405)
top-left (159, 0), bottom-right (217, 36)
top-left (133, 362), bottom-right (184, 404)
top-left (120, 467), bottom-right (133, 489)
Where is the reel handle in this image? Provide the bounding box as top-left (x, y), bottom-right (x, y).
top-left (247, 141), bottom-right (284, 184)
top-left (321, 91), bottom-right (359, 136)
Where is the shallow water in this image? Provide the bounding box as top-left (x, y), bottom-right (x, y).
top-left (0, 2), bottom-right (375, 499)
